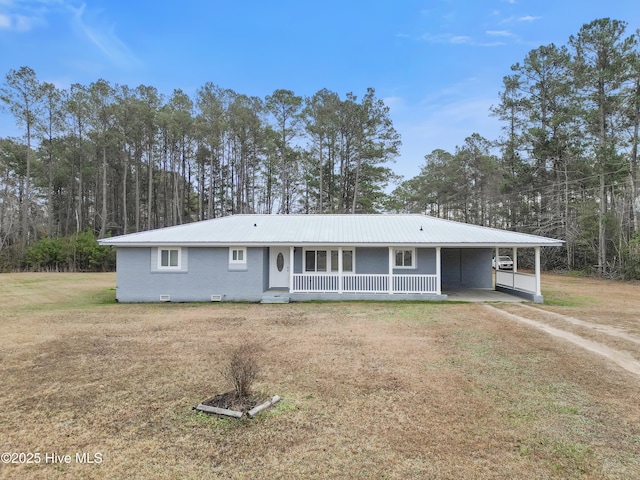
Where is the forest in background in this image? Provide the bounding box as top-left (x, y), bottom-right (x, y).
top-left (2, 18), bottom-right (640, 277)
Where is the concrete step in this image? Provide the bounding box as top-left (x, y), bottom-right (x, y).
top-left (260, 291), bottom-right (290, 304)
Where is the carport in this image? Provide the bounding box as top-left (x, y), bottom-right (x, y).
top-left (439, 243), bottom-right (559, 303)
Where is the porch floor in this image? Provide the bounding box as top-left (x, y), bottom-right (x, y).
top-left (261, 288), bottom-right (526, 303)
top-left (444, 288), bottom-right (526, 303)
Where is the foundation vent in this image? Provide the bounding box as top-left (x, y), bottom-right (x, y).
top-left (211, 294), bottom-right (222, 302)
top-left (159, 294), bottom-right (171, 302)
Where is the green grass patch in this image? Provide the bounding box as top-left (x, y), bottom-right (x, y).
top-left (264, 398), bottom-right (297, 417)
top-left (92, 287), bottom-right (118, 304)
top-left (174, 408), bottom-right (241, 432)
top-left (542, 289), bottom-right (594, 307)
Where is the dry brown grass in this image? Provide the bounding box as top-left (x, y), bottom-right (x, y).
top-left (1, 272), bottom-right (639, 479)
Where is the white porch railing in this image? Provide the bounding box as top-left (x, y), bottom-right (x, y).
top-left (292, 274), bottom-right (438, 294)
top-left (393, 274), bottom-right (438, 294)
top-left (293, 274), bottom-right (339, 292)
top-left (343, 274), bottom-right (388, 293)
top-left (496, 270), bottom-right (537, 293)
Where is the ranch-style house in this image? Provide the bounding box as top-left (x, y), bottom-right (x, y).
top-left (98, 214), bottom-right (563, 304)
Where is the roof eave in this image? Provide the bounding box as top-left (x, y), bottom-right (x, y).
top-left (99, 241), bottom-right (564, 248)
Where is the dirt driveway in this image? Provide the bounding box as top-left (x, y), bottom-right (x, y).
top-left (486, 303), bottom-right (640, 377)
top-left (478, 273), bottom-right (640, 382)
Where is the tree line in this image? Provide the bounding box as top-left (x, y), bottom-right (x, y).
top-left (3, 18), bottom-right (640, 278)
top-left (390, 18), bottom-right (640, 278)
top-left (0, 73), bottom-right (400, 270)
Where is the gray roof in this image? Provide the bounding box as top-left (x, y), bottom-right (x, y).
top-left (99, 214), bottom-right (564, 248)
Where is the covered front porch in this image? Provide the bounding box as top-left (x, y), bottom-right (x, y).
top-left (265, 244), bottom-right (545, 303)
top-left (270, 246), bottom-right (443, 295)
top-left (267, 245), bottom-right (446, 302)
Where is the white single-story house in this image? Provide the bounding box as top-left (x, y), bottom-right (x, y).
top-left (98, 214), bottom-right (563, 304)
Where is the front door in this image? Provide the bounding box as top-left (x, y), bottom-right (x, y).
top-left (269, 247), bottom-right (290, 289)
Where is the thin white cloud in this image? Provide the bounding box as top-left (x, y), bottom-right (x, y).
top-left (478, 41), bottom-right (508, 47)
top-left (0, 4), bottom-right (44, 32)
top-left (486, 30), bottom-right (514, 37)
top-left (0, 0), bottom-right (141, 68)
top-left (421, 32), bottom-right (470, 45)
top-left (451, 35), bottom-right (473, 44)
top-left (501, 14), bottom-right (542, 24)
top-left (68, 2), bottom-right (141, 69)
top-left (421, 32), bottom-right (506, 48)
top-left (67, 4), bottom-right (140, 68)
top-left (13, 13), bottom-right (39, 30)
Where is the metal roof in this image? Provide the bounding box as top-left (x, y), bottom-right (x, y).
top-left (98, 214), bottom-right (564, 248)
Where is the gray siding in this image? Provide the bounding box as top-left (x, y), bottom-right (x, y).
top-left (262, 247), bottom-right (270, 291)
top-left (116, 244), bottom-right (490, 302)
top-left (293, 247), bottom-right (303, 274)
top-left (355, 247), bottom-right (436, 275)
top-left (355, 247), bottom-right (388, 274)
top-left (441, 248), bottom-right (492, 288)
top-left (290, 246), bottom-right (436, 275)
top-left (116, 247), bottom-right (266, 302)
top-left (394, 248), bottom-right (435, 275)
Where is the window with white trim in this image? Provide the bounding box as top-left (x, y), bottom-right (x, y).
top-left (305, 249), bottom-right (354, 272)
top-left (158, 247), bottom-right (181, 269)
top-left (394, 248), bottom-right (415, 268)
top-left (342, 250), bottom-right (354, 272)
top-left (229, 247), bottom-right (247, 264)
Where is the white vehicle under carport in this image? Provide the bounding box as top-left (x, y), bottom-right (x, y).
top-left (492, 255), bottom-right (514, 270)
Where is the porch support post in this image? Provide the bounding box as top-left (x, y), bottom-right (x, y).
top-left (494, 247), bottom-right (499, 289)
top-left (435, 247), bottom-right (441, 295)
top-left (512, 247), bottom-right (518, 273)
top-left (534, 246), bottom-right (541, 296)
top-left (289, 246), bottom-right (294, 292)
top-left (388, 247), bottom-right (394, 294)
top-left (338, 247), bottom-right (343, 294)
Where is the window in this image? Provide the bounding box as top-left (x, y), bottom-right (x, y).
top-left (331, 250), bottom-right (339, 272)
top-left (305, 250), bottom-right (316, 272)
top-left (229, 247), bottom-right (247, 264)
top-left (305, 250), bottom-right (326, 272)
top-left (158, 247), bottom-right (181, 269)
top-left (394, 248), bottom-right (415, 268)
top-left (343, 250), bottom-right (353, 272)
top-left (305, 249), bottom-right (354, 272)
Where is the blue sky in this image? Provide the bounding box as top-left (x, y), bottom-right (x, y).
top-left (1, 0), bottom-right (639, 182)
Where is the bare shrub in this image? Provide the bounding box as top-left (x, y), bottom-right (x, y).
top-left (222, 341), bottom-right (261, 398)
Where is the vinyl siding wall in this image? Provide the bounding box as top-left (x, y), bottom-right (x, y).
top-left (114, 245), bottom-right (488, 302)
top-left (291, 247), bottom-right (437, 275)
top-left (441, 248), bottom-right (492, 288)
top-left (115, 247), bottom-right (266, 302)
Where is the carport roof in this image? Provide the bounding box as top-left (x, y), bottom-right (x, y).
top-left (99, 214), bottom-right (564, 248)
